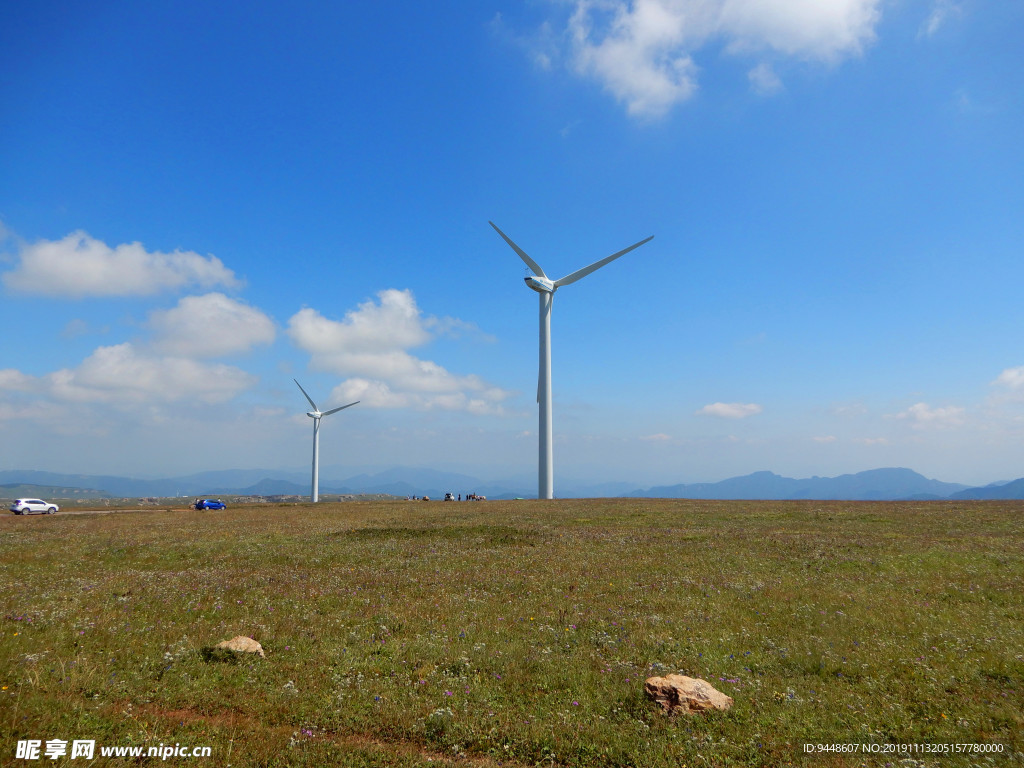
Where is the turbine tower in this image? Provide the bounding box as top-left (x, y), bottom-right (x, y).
top-left (489, 222), bottom-right (653, 500)
top-left (294, 379), bottom-right (358, 503)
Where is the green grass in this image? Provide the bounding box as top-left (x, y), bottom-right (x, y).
top-left (1, 499), bottom-right (1022, 766)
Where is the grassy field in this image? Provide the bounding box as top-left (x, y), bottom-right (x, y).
top-left (1, 499), bottom-right (1021, 767)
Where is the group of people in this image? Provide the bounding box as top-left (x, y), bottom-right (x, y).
top-left (406, 493), bottom-right (485, 501)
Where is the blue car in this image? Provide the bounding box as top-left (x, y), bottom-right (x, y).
top-left (195, 499), bottom-right (226, 510)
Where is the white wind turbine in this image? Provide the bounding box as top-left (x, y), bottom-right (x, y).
top-left (294, 379), bottom-right (359, 503)
top-left (489, 222), bottom-right (653, 500)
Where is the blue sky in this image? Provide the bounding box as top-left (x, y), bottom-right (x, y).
top-left (1, 0), bottom-right (1022, 488)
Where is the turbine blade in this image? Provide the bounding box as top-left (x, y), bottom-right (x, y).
top-left (553, 235), bottom-right (653, 288)
top-left (322, 401), bottom-right (359, 417)
top-left (489, 221), bottom-right (547, 278)
top-left (294, 379), bottom-right (318, 411)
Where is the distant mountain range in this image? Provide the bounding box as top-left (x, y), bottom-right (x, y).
top-left (2, 466), bottom-right (1024, 502)
top-left (948, 477), bottom-right (1024, 500)
top-left (625, 468), bottom-right (973, 501)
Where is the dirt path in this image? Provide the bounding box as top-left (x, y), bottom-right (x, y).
top-left (3, 506), bottom-right (191, 518)
top-left (122, 702), bottom-right (534, 767)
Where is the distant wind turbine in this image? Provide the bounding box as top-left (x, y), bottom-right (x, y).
top-left (489, 222), bottom-right (653, 500)
top-left (294, 379), bottom-right (358, 503)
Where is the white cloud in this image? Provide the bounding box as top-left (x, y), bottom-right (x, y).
top-left (853, 436), bottom-right (889, 445)
top-left (640, 432), bottom-right (673, 441)
top-left (696, 401), bottom-right (763, 418)
top-left (988, 367), bottom-right (1024, 407)
top-left (718, 0), bottom-right (880, 59)
top-left (569, 0), bottom-right (701, 117)
top-left (45, 343), bottom-right (255, 404)
top-left (0, 369), bottom-right (36, 392)
top-left (892, 402), bottom-right (966, 429)
top-left (919, 0), bottom-right (962, 38)
top-left (993, 367), bottom-right (1024, 390)
top-left (748, 61), bottom-right (782, 95)
top-left (0, 400), bottom-right (45, 421)
top-left (330, 379), bottom-right (505, 415)
top-left (287, 289), bottom-right (511, 413)
top-left (329, 379), bottom-right (412, 410)
top-left (564, 0), bottom-right (880, 116)
top-left (492, 12), bottom-right (561, 74)
top-left (290, 289), bottom-right (431, 356)
top-left (2, 230), bottom-right (239, 297)
top-left (812, 435), bottom-right (837, 443)
top-left (149, 293), bottom-right (275, 358)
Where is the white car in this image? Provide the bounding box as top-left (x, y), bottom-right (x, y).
top-left (10, 498), bottom-right (59, 515)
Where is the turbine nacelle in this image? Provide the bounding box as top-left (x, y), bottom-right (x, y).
top-left (491, 221), bottom-right (652, 295)
top-left (524, 275), bottom-right (555, 294)
top-left (306, 411), bottom-right (320, 419)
